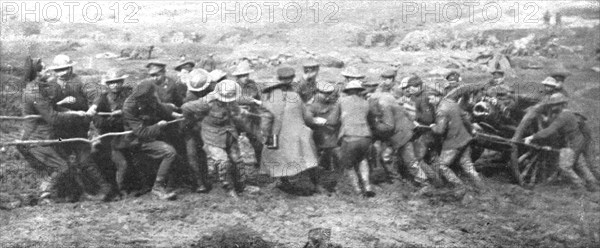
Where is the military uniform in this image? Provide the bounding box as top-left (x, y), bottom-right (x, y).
top-left (140, 76), bottom-right (183, 108)
top-left (237, 78), bottom-right (265, 164)
top-left (121, 82), bottom-right (178, 200)
top-left (514, 77), bottom-right (570, 141)
top-left (337, 80), bottom-right (376, 196)
top-left (47, 55), bottom-right (111, 200)
top-left (296, 59), bottom-right (321, 103)
top-left (443, 71), bottom-right (461, 94)
top-left (180, 69), bottom-right (213, 193)
top-left (430, 97), bottom-right (484, 188)
top-left (181, 89), bottom-right (245, 194)
top-left (529, 106), bottom-right (599, 190)
top-left (410, 88), bottom-right (439, 162)
top-left (305, 82), bottom-right (341, 172)
top-left (18, 80), bottom-right (110, 201)
top-left (92, 83), bottom-right (134, 193)
top-left (144, 63), bottom-right (188, 183)
top-left (402, 77), bottom-right (440, 167)
top-left (199, 54), bottom-right (216, 72)
top-left (369, 91), bottom-right (432, 185)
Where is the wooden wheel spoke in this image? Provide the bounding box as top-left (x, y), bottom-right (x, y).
top-left (518, 151), bottom-right (532, 168)
top-left (520, 154), bottom-right (539, 182)
top-left (528, 163), bottom-right (539, 186)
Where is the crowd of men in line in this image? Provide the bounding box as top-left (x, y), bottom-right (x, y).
top-left (15, 53), bottom-right (600, 204)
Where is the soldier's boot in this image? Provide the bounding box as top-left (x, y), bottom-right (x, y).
top-left (195, 179), bottom-right (208, 193)
top-left (586, 154), bottom-right (600, 184)
top-left (235, 162), bottom-right (248, 193)
top-left (218, 161), bottom-right (239, 199)
top-left (39, 172), bottom-right (62, 202)
top-left (320, 149), bottom-right (335, 172)
top-left (370, 141), bottom-right (383, 171)
top-left (590, 167), bottom-right (600, 185)
top-left (81, 166), bottom-right (112, 202)
top-left (359, 160), bottom-right (375, 198)
top-left (151, 179), bottom-right (177, 200)
top-left (406, 160), bottom-right (429, 187)
top-left (561, 169), bottom-right (586, 190)
top-left (419, 161), bottom-right (442, 187)
top-left (132, 170), bottom-right (152, 197)
top-left (278, 177), bottom-right (294, 190)
top-left (558, 148), bottom-right (586, 190)
top-left (573, 161), bottom-right (600, 191)
top-left (381, 159), bottom-right (401, 182)
top-left (439, 164), bottom-right (464, 187)
top-left (193, 161), bottom-right (209, 194)
top-left (309, 168), bottom-right (329, 195)
top-left (460, 161), bottom-right (485, 190)
top-left (345, 169), bottom-right (362, 195)
top-left (115, 163), bottom-right (127, 196)
top-left (216, 160), bottom-right (229, 188)
top-left (587, 183), bottom-right (600, 192)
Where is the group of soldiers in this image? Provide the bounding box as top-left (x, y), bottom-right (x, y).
top-left (15, 53), bottom-right (600, 204)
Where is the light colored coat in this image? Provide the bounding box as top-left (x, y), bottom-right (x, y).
top-left (259, 87), bottom-right (318, 177)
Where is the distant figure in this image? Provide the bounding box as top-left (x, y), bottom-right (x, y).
top-left (199, 53), bottom-right (216, 72)
top-left (555, 12), bottom-right (562, 26)
top-left (147, 45), bottom-right (154, 59)
top-left (119, 46), bottom-right (154, 60)
top-left (543, 11), bottom-right (551, 26)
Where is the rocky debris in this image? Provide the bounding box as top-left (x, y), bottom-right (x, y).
top-left (0, 192), bottom-right (37, 210)
top-left (304, 228), bottom-right (344, 248)
top-left (501, 31), bottom-right (583, 58)
top-left (191, 225), bottom-right (281, 248)
top-left (511, 57), bottom-right (547, 70)
top-left (316, 55), bottom-right (345, 69)
top-left (360, 30), bottom-right (396, 48)
top-left (470, 51), bottom-right (516, 77)
top-left (451, 33), bottom-right (501, 51)
top-left (119, 46), bottom-right (155, 60)
top-left (95, 52), bottom-right (120, 59)
top-left (507, 34), bottom-right (536, 56)
top-left (427, 67), bottom-right (453, 77)
top-left (161, 31), bottom-right (203, 44)
top-left (397, 30), bottom-right (449, 51)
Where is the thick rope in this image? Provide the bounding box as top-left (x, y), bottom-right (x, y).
top-left (0, 112), bottom-right (118, 120)
top-left (0, 119), bottom-right (184, 147)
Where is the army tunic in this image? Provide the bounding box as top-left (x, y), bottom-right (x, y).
top-left (181, 94), bottom-right (244, 185)
top-left (93, 86), bottom-right (132, 134)
top-left (139, 76), bottom-right (183, 107)
top-left (431, 99), bottom-right (473, 151)
top-left (181, 95), bottom-right (242, 149)
top-left (305, 100), bottom-right (341, 149)
top-left (410, 89), bottom-right (435, 125)
top-left (430, 98), bottom-right (482, 187)
top-left (531, 110), bottom-right (599, 187)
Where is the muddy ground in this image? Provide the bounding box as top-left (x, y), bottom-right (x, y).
top-left (0, 167), bottom-right (599, 247)
top-left (1, 1), bottom-right (600, 247)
